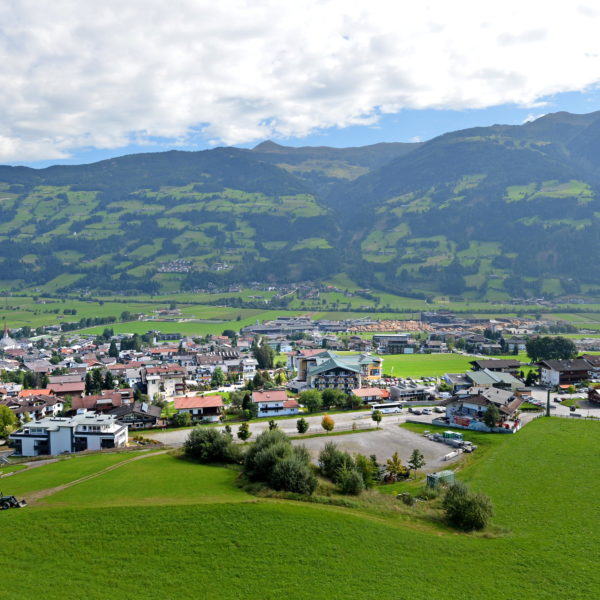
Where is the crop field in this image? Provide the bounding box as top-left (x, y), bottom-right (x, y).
top-left (1, 418), bottom-right (599, 599)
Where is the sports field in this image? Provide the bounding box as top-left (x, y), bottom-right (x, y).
top-left (1, 418), bottom-right (599, 599)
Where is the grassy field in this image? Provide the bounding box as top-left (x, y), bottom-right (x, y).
top-left (1, 418), bottom-right (600, 599)
top-left (0, 419), bottom-right (600, 600)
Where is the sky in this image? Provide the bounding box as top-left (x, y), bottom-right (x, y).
top-left (2, 1), bottom-right (600, 167)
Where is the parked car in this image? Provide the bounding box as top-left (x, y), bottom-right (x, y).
top-left (434, 406), bottom-right (444, 413)
top-left (412, 409), bottom-right (422, 415)
top-left (422, 408), bottom-right (432, 415)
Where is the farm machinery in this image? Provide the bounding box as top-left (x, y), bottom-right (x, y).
top-left (0, 492), bottom-right (27, 510)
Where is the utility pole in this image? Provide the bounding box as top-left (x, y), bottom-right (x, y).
top-left (546, 388), bottom-right (551, 417)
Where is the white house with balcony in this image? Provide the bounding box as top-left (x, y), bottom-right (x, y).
top-left (8, 412), bottom-right (128, 457)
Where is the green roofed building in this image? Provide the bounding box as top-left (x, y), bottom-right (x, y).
top-left (289, 350), bottom-right (383, 393)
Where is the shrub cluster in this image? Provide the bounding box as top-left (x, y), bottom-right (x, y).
top-left (184, 427), bottom-right (243, 464)
top-left (318, 442), bottom-right (381, 495)
top-left (442, 482), bottom-right (494, 531)
top-left (244, 429), bottom-right (317, 495)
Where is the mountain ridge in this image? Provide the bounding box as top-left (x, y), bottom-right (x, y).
top-left (1, 110), bottom-right (600, 300)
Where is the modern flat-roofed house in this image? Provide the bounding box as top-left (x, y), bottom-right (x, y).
top-left (252, 390), bottom-right (299, 418)
top-left (537, 358), bottom-right (591, 387)
top-left (9, 413), bottom-right (128, 456)
top-left (173, 395), bottom-right (224, 423)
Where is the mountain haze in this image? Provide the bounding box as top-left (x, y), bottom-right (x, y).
top-left (1, 111), bottom-right (600, 300)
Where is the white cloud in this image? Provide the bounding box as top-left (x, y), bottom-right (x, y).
top-left (1, 0), bottom-right (600, 161)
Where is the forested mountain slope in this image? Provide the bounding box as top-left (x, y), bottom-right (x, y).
top-left (1, 111), bottom-right (599, 300)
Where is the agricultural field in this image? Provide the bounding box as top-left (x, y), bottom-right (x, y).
top-left (1, 418), bottom-right (599, 599)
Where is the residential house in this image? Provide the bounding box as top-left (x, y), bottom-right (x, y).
top-left (252, 390), bottom-right (299, 418)
top-left (109, 402), bottom-right (163, 429)
top-left (173, 395), bottom-right (224, 423)
top-left (441, 388), bottom-right (523, 432)
top-left (469, 359), bottom-right (522, 375)
top-left (537, 358), bottom-right (592, 387)
top-left (142, 365), bottom-right (187, 398)
top-left (9, 412), bottom-right (128, 456)
top-left (352, 387), bottom-right (386, 403)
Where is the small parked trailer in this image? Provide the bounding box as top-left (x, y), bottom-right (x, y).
top-left (443, 450), bottom-right (461, 461)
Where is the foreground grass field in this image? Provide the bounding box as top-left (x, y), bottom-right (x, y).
top-left (2, 418), bottom-right (600, 599)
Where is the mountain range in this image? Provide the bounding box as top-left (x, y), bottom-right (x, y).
top-left (1, 110), bottom-right (600, 300)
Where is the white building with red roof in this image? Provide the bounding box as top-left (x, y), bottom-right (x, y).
top-left (252, 390), bottom-right (299, 418)
top-left (173, 395), bottom-right (224, 423)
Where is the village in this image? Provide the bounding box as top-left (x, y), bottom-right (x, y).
top-left (2, 309), bottom-right (600, 461)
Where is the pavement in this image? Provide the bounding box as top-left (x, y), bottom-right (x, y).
top-left (148, 408), bottom-right (463, 470)
top-left (142, 387), bottom-right (600, 471)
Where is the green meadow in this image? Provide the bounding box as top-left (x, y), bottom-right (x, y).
top-left (1, 418), bottom-right (599, 599)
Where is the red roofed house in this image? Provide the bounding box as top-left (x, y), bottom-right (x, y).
top-left (351, 387), bottom-right (386, 404)
top-left (252, 390), bottom-right (299, 418)
top-left (173, 395), bottom-right (224, 423)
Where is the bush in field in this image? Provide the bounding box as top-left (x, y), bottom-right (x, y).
top-left (318, 442), bottom-right (354, 482)
top-left (243, 429), bottom-right (316, 494)
top-left (184, 427), bottom-right (242, 464)
top-left (337, 465), bottom-right (365, 495)
top-left (270, 455), bottom-right (317, 495)
top-left (442, 482), bottom-right (494, 531)
top-left (354, 453), bottom-right (380, 489)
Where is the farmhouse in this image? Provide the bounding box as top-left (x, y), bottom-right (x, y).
top-left (252, 390), bottom-right (299, 418)
top-left (9, 412), bottom-right (128, 456)
top-left (173, 395), bottom-right (224, 423)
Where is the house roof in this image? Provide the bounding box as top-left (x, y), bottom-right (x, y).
top-left (352, 387), bottom-right (384, 398)
top-left (470, 359), bottom-right (521, 370)
top-left (537, 359), bottom-right (591, 372)
top-left (19, 388), bottom-right (51, 397)
top-left (308, 357), bottom-right (361, 376)
top-left (283, 399), bottom-right (299, 408)
top-left (252, 390), bottom-right (288, 403)
top-left (173, 395), bottom-right (223, 409)
top-left (48, 382), bottom-right (86, 394)
top-left (109, 401), bottom-right (162, 419)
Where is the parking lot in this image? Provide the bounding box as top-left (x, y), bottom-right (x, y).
top-left (148, 408), bottom-right (461, 470)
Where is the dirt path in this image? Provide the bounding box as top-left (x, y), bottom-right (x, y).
top-left (26, 450), bottom-right (167, 505)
